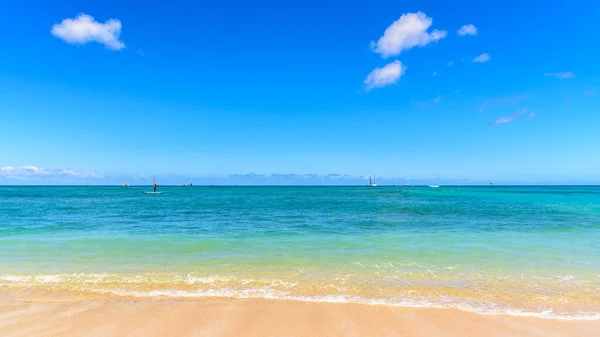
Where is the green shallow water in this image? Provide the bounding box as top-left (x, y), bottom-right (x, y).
top-left (1, 186), bottom-right (599, 318)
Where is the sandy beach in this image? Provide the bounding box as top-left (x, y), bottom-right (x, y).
top-left (1, 290), bottom-right (599, 337)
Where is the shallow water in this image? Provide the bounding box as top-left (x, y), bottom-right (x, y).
top-left (1, 186), bottom-right (599, 319)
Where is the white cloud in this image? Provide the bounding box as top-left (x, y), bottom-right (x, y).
top-left (0, 166), bottom-right (102, 179)
top-left (370, 12), bottom-right (447, 58)
top-left (51, 14), bottom-right (125, 50)
top-left (458, 24), bottom-right (478, 36)
top-left (544, 72), bottom-right (575, 79)
top-left (364, 60), bottom-right (406, 90)
top-left (473, 53), bottom-right (490, 63)
top-left (447, 60), bottom-right (455, 67)
top-left (490, 108), bottom-right (527, 125)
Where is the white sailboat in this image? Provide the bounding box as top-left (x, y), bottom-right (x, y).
top-left (369, 175), bottom-right (377, 187)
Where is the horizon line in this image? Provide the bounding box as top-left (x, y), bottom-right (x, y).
top-left (1, 184), bottom-right (599, 187)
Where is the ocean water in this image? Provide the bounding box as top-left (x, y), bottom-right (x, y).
top-left (1, 186), bottom-right (599, 319)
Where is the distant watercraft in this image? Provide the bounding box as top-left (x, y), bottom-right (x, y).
top-left (369, 175), bottom-right (377, 187)
top-left (429, 185), bottom-right (440, 188)
top-left (121, 183), bottom-right (128, 187)
top-left (148, 176), bottom-right (162, 194)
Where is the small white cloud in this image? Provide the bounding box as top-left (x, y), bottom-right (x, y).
top-left (544, 72), bottom-right (575, 79)
top-left (583, 89), bottom-right (595, 95)
top-left (490, 108), bottom-right (527, 125)
top-left (447, 60), bottom-right (455, 67)
top-left (364, 60), bottom-right (406, 90)
top-left (458, 24), bottom-right (478, 36)
top-left (0, 166), bottom-right (102, 178)
top-left (433, 95), bottom-right (443, 104)
top-left (51, 13), bottom-right (125, 50)
top-left (371, 12), bottom-right (447, 58)
top-left (473, 53), bottom-right (490, 63)
top-left (529, 112), bottom-right (537, 119)
top-left (432, 71), bottom-right (437, 76)
top-left (136, 49), bottom-right (146, 57)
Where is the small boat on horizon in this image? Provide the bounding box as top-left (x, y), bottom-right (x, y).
top-left (429, 185), bottom-right (440, 188)
top-left (369, 175), bottom-right (377, 187)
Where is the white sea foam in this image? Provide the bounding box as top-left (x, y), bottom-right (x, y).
top-left (89, 287), bottom-right (600, 321)
top-left (2, 273), bottom-right (599, 321)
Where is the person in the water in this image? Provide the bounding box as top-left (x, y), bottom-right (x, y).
top-left (153, 184), bottom-right (158, 192)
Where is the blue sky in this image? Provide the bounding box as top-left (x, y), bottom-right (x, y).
top-left (1, 1), bottom-right (599, 184)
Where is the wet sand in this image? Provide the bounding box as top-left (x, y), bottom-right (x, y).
top-left (1, 292), bottom-right (599, 337)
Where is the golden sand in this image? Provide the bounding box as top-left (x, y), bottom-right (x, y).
top-left (1, 290), bottom-right (599, 337)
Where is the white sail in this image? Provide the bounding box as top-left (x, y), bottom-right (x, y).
top-left (369, 175), bottom-right (377, 187)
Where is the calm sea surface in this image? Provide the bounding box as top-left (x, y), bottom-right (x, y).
top-left (1, 186), bottom-right (599, 319)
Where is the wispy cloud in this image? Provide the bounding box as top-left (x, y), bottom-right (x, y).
top-left (51, 13), bottom-right (125, 50)
top-left (490, 108), bottom-right (528, 125)
top-left (364, 60), bottom-right (406, 90)
top-left (477, 101), bottom-right (488, 113)
top-left (414, 91), bottom-right (459, 108)
top-left (432, 71), bottom-right (437, 76)
top-left (0, 166), bottom-right (103, 179)
top-left (457, 24), bottom-right (478, 36)
top-left (496, 94), bottom-right (529, 104)
top-left (473, 53), bottom-right (490, 63)
top-left (370, 12), bottom-right (446, 58)
top-left (478, 94), bottom-right (529, 113)
top-left (529, 112), bottom-right (537, 119)
top-left (583, 89), bottom-right (595, 95)
top-left (544, 72), bottom-right (574, 79)
top-left (136, 49), bottom-right (146, 57)
top-left (447, 60), bottom-right (455, 67)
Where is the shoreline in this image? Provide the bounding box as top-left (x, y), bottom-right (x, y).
top-left (2, 291), bottom-right (599, 336)
top-left (2, 283), bottom-right (598, 321)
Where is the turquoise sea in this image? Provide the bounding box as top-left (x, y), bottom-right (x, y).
top-left (1, 186), bottom-right (599, 319)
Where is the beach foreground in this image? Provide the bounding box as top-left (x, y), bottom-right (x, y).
top-left (1, 291), bottom-right (599, 337)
